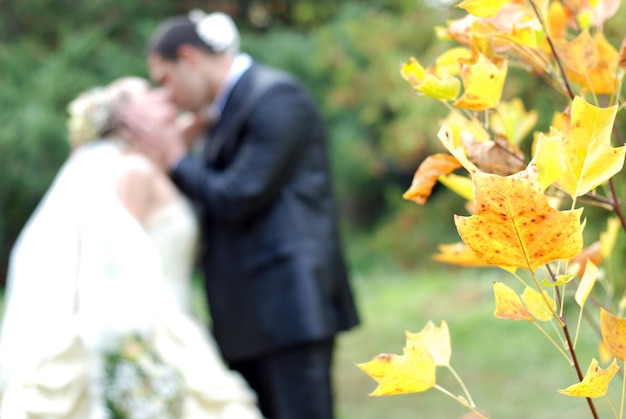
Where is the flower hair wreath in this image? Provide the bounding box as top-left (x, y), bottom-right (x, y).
top-left (66, 87), bottom-right (111, 148)
top-left (189, 9), bottom-right (240, 55)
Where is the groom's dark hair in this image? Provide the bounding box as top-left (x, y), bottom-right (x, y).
top-left (148, 16), bottom-right (214, 61)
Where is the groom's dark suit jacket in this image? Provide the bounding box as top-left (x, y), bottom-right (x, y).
top-left (171, 62), bottom-right (360, 362)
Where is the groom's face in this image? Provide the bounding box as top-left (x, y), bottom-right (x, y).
top-left (148, 52), bottom-right (209, 112)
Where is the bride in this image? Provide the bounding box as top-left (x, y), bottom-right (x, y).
top-left (0, 77), bottom-right (263, 418)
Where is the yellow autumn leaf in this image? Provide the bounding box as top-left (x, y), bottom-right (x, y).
top-left (437, 125), bottom-right (480, 175)
top-left (438, 173), bottom-right (474, 202)
top-left (457, 0), bottom-right (509, 17)
top-left (403, 154), bottom-right (462, 205)
top-left (405, 320), bottom-right (451, 367)
top-left (455, 166), bottom-right (584, 270)
top-left (521, 287), bottom-right (555, 322)
top-left (434, 47), bottom-right (473, 77)
top-left (601, 308), bottom-right (626, 361)
top-left (557, 96), bottom-right (624, 198)
top-left (453, 54), bottom-right (508, 111)
top-left (542, 273), bottom-right (575, 287)
top-left (493, 282), bottom-right (533, 321)
top-left (558, 358), bottom-right (619, 398)
top-left (432, 242), bottom-right (491, 267)
top-left (530, 128), bottom-right (566, 191)
top-left (600, 217), bottom-right (620, 258)
top-left (575, 260), bottom-right (598, 307)
top-left (441, 109), bottom-right (491, 147)
top-left (491, 98), bottom-right (538, 146)
top-left (598, 340), bottom-right (613, 364)
top-left (356, 336), bottom-right (436, 396)
top-left (401, 57), bottom-right (461, 100)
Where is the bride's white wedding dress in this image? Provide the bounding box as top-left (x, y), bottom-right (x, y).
top-left (0, 141), bottom-right (262, 418)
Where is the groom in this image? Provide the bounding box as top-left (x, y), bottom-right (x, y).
top-left (126, 10), bottom-right (360, 419)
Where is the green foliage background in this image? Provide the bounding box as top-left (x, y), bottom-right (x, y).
top-left (3, 0), bottom-right (622, 285)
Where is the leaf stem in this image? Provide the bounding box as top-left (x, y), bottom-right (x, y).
top-left (446, 364), bottom-right (476, 407)
top-left (528, 0), bottom-right (575, 100)
top-left (434, 384), bottom-right (488, 419)
top-left (531, 322), bottom-right (572, 365)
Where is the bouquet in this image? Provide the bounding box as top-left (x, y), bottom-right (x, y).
top-left (104, 334), bottom-right (185, 419)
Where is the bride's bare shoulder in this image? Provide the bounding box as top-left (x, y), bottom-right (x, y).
top-left (116, 152), bottom-right (161, 222)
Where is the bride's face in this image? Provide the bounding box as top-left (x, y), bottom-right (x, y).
top-left (128, 86), bottom-right (179, 126)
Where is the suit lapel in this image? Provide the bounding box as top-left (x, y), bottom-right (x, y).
top-left (204, 65), bottom-right (258, 164)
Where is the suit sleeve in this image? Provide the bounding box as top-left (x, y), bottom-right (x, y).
top-left (170, 81), bottom-right (317, 224)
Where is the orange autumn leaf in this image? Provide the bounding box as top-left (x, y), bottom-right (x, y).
top-left (619, 35), bottom-right (626, 69)
top-left (558, 358), bottom-right (619, 398)
top-left (455, 166), bottom-right (584, 270)
top-left (403, 154), bottom-right (462, 205)
top-left (568, 241), bottom-right (602, 278)
top-left (453, 54), bottom-right (508, 111)
top-left (553, 31), bottom-right (619, 94)
top-left (432, 242), bottom-right (492, 267)
top-left (600, 308), bottom-right (626, 361)
top-left (356, 336), bottom-right (437, 396)
top-left (493, 282), bottom-right (533, 321)
top-left (546, 0), bottom-right (569, 39)
top-left (405, 320), bottom-right (451, 367)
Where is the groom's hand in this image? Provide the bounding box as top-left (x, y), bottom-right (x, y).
top-left (121, 101), bottom-right (188, 170)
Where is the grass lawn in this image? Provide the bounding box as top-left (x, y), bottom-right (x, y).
top-left (334, 266), bottom-right (621, 419)
top-left (0, 265), bottom-right (621, 418)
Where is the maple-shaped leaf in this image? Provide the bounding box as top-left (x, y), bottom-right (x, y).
top-left (356, 337), bottom-right (437, 396)
top-left (530, 128), bottom-right (566, 191)
top-left (493, 282), bottom-right (533, 321)
top-left (557, 96), bottom-right (624, 198)
top-left (456, 166), bottom-right (584, 270)
top-left (432, 242), bottom-right (492, 267)
top-left (491, 98), bottom-right (538, 146)
top-left (453, 54), bottom-right (508, 111)
top-left (401, 57), bottom-right (461, 100)
top-left (554, 31), bottom-right (619, 94)
top-left (438, 173), bottom-right (474, 202)
top-left (456, 0), bottom-right (509, 17)
top-left (521, 287), bottom-right (555, 322)
top-left (403, 154), bottom-right (462, 205)
top-left (600, 308), bottom-right (626, 361)
top-left (558, 358), bottom-right (619, 398)
top-left (405, 320), bottom-right (451, 367)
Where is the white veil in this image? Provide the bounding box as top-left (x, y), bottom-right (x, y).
top-left (0, 140), bottom-right (171, 388)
